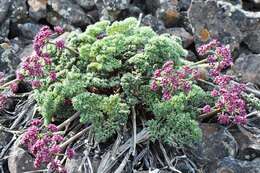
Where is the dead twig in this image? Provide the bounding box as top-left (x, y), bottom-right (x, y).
top-left (97, 129), bottom-right (149, 173)
top-left (198, 108), bottom-right (221, 120)
top-left (57, 111), bottom-right (80, 130)
top-left (114, 149), bottom-right (132, 173)
top-left (159, 142), bottom-right (182, 173)
top-left (131, 106), bottom-right (137, 156)
top-left (23, 169), bottom-right (48, 173)
top-left (60, 125), bottom-right (91, 149)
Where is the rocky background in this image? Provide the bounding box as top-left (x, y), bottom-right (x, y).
top-left (1, 0), bottom-right (260, 173)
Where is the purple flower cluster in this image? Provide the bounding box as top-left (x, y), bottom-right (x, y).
top-left (55, 40), bottom-right (65, 50)
top-left (150, 61), bottom-right (199, 100)
top-left (214, 81), bottom-right (247, 125)
top-left (198, 41), bottom-right (248, 125)
top-left (49, 71), bottom-right (57, 81)
top-left (54, 26), bottom-right (64, 35)
top-left (20, 25), bottom-right (65, 89)
top-left (197, 39), bottom-right (220, 56)
top-left (10, 82), bottom-right (19, 93)
top-left (22, 55), bottom-right (44, 77)
top-left (0, 94), bottom-right (7, 110)
top-left (21, 119), bottom-right (75, 173)
top-left (16, 71), bottom-right (24, 81)
top-left (198, 40), bottom-right (233, 77)
top-left (33, 26), bottom-right (53, 56)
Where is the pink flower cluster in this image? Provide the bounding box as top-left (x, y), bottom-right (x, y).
top-left (198, 40), bottom-right (247, 125)
top-left (20, 25), bottom-right (63, 89)
top-left (0, 94), bottom-right (7, 110)
top-left (150, 61), bottom-right (199, 100)
top-left (197, 39), bottom-right (220, 56)
top-left (21, 119), bottom-right (74, 173)
top-left (10, 82), bottom-right (19, 93)
top-left (198, 40), bottom-right (233, 77)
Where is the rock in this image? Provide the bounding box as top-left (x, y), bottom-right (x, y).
top-left (48, 0), bottom-right (91, 27)
top-left (0, 132), bottom-right (12, 153)
top-left (185, 50), bottom-right (197, 62)
top-left (125, 5), bottom-right (143, 19)
top-left (28, 0), bottom-right (48, 21)
top-left (145, 0), bottom-right (160, 14)
top-left (216, 157), bottom-right (260, 173)
top-left (9, 0), bottom-right (28, 23)
top-left (243, 31), bottom-right (260, 53)
top-left (0, 38), bottom-right (22, 74)
top-left (0, 0), bottom-right (11, 24)
top-left (178, 0), bottom-right (191, 11)
top-left (230, 125), bottom-right (260, 160)
top-left (165, 27), bottom-right (193, 48)
top-left (0, 19), bottom-right (10, 38)
top-left (8, 142), bottom-right (44, 173)
top-left (95, 0), bottom-right (131, 20)
top-left (18, 44), bottom-right (34, 60)
top-left (188, 0), bottom-right (260, 52)
top-left (17, 23), bottom-right (42, 40)
top-left (65, 153), bottom-right (84, 173)
top-left (233, 53), bottom-right (260, 86)
top-left (98, 0), bottom-right (130, 11)
top-left (46, 11), bottom-right (76, 31)
top-left (65, 150), bottom-right (100, 173)
top-left (194, 124), bottom-right (238, 172)
top-left (247, 0), bottom-right (260, 6)
top-left (142, 14), bottom-right (165, 32)
top-left (156, 0), bottom-right (180, 28)
top-left (75, 0), bottom-right (95, 10)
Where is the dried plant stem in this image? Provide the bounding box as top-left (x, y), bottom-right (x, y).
top-left (131, 106), bottom-right (137, 156)
top-left (114, 149), bottom-right (132, 173)
top-left (23, 169), bottom-right (48, 173)
top-left (198, 109), bottom-right (221, 120)
top-left (57, 111), bottom-right (80, 130)
top-left (60, 125), bottom-right (91, 149)
top-left (0, 79), bottom-right (18, 89)
top-left (159, 142), bottom-right (182, 173)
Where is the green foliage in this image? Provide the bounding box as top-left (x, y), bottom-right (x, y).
top-left (34, 17), bottom-right (204, 143)
top-left (243, 93), bottom-right (260, 110)
top-left (147, 85), bottom-right (210, 145)
top-left (34, 72), bottom-right (86, 124)
top-left (72, 93), bottom-right (129, 141)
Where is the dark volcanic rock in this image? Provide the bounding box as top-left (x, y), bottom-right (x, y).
top-left (9, 0), bottom-right (28, 23)
top-left (95, 0), bottom-right (130, 20)
top-left (8, 142), bottom-right (44, 173)
top-left (156, 0), bottom-right (180, 28)
top-left (0, 0), bottom-right (11, 24)
top-left (230, 125), bottom-right (260, 160)
top-left (189, 0), bottom-right (260, 52)
top-left (216, 157), bottom-right (260, 173)
top-left (194, 124), bottom-right (238, 172)
top-left (65, 153), bottom-right (85, 173)
top-left (17, 23), bottom-right (42, 40)
top-left (243, 31), bottom-right (260, 53)
top-left (233, 53), bottom-right (260, 86)
top-left (0, 19), bottom-right (10, 38)
top-left (75, 0), bottom-right (95, 10)
top-left (48, 0), bottom-right (91, 27)
top-left (28, 0), bottom-right (48, 21)
top-left (142, 14), bottom-right (165, 32)
top-left (0, 39), bottom-right (22, 74)
top-left (145, 0), bottom-right (160, 15)
top-left (46, 11), bottom-right (76, 31)
top-left (165, 27), bottom-right (193, 48)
